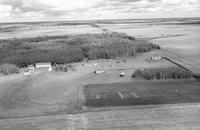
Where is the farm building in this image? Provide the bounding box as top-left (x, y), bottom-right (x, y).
top-left (35, 62), bottom-right (51, 68)
top-left (35, 62), bottom-right (52, 71)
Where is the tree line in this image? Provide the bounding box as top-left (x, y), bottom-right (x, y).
top-left (0, 33), bottom-right (160, 67)
top-left (132, 67), bottom-right (192, 80)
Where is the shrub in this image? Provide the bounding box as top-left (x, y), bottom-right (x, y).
top-left (132, 67), bottom-right (192, 80)
top-left (0, 64), bottom-right (19, 75)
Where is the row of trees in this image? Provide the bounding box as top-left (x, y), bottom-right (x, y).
top-left (0, 64), bottom-right (19, 75)
top-left (2, 48), bottom-right (84, 67)
top-left (132, 67), bottom-right (192, 80)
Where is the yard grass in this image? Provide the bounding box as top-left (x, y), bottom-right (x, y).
top-left (84, 80), bottom-right (200, 107)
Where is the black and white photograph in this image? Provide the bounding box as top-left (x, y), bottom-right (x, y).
top-left (0, 0), bottom-right (200, 129)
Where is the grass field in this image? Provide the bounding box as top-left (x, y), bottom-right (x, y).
top-left (84, 80), bottom-right (200, 107)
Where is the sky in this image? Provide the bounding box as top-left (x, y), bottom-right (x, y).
top-left (0, 0), bottom-right (199, 22)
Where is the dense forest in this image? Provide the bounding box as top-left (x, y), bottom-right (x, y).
top-left (0, 32), bottom-right (160, 67)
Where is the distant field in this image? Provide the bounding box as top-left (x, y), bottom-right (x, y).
top-left (84, 80), bottom-right (200, 107)
top-left (98, 18), bottom-right (200, 68)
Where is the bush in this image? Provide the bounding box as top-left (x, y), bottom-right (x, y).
top-left (0, 64), bottom-right (19, 75)
top-left (132, 67), bottom-right (192, 80)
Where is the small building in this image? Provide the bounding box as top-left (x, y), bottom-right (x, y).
top-left (28, 65), bottom-right (35, 70)
top-left (94, 70), bottom-right (105, 74)
top-left (120, 72), bottom-right (125, 77)
top-left (35, 62), bottom-right (52, 71)
top-left (123, 59), bottom-right (127, 63)
top-left (151, 56), bottom-right (162, 61)
top-left (24, 70), bottom-right (31, 75)
top-left (48, 67), bottom-right (52, 72)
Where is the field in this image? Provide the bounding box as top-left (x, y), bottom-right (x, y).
top-left (1, 103), bottom-right (200, 130)
top-left (153, 34), bottom-right (200, 65)
top-left (84, 80), bottom-right (200, 107)
top-left (0, 23), bottom-right (103, 39)
top-left (98, 18), bottom-right (200, 66)
top-left (0, 18), bottom-right (200, 129)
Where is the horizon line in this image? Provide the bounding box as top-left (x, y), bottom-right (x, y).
top-left (0, 16), bottom-right (200, 24)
